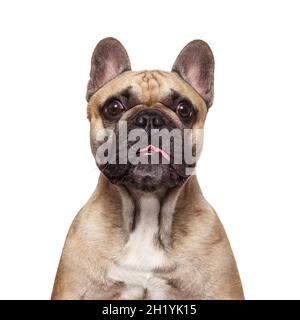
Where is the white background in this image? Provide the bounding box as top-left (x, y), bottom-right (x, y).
top-left (0, 0), bottom-right (299, 300)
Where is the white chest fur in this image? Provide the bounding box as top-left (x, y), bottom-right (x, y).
top-left (108, 195), bottom-right (169, 299)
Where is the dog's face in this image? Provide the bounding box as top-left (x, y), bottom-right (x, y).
top-left (86, 38), bottom-right (214, 192)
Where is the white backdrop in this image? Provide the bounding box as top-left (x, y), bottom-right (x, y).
top-left (0, 0), bottom-right (299, 299)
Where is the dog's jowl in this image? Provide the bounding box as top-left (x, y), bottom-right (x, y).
top-left (51, 38), bottom-right (244, 299)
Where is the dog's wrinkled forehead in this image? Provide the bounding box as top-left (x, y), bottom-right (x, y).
top-left (92, 70), bottom-right (206, 109)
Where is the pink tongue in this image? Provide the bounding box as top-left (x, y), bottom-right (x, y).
top-left (139, 144), bottom-right (170, 161)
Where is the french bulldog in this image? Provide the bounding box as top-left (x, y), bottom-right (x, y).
top-left (51, 37), bottom-right (244, 299)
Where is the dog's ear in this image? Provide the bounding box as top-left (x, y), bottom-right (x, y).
top-left (172, 40), bottom-right (214, 108)
top-left (86, 37), bottom-right (131, 101)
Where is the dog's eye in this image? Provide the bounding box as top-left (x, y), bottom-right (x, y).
top-left (103, 100), bottom-right (124, 118)
top-left (176, 101), bottom-right (193, 119)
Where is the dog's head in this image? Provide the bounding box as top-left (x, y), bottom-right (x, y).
top-left (86, 38), bottom-right (214, 192)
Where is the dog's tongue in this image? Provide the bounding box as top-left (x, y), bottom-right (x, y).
top-left (139, 144), bottom-right (170, 161)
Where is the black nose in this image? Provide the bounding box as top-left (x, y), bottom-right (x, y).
top-left (135, 110), bottom-right (166, 130)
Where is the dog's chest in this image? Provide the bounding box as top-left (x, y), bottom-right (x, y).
top-left (108, 196), bottom-right (170, 299)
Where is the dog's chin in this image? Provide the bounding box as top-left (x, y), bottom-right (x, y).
top-left (123, 164), bottom-right (177, 192)
top-left (99, 163), bottom-right (188, 192)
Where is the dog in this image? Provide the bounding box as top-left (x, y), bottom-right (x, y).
top-left (51, 37), bottom-right (244, 300)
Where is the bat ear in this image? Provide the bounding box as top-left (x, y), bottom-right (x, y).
top-left (172, 40), bottom-right (215, 108)
top-left (86, 37), bottom-right (131, 101)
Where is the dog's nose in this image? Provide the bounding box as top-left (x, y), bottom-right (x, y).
top-left (135, 110), bottom-right (166, 129)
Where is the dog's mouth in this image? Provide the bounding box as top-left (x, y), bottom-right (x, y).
top-left (96, 127), bottom-right (197, 191)
top-left (137, 144), bottom-right (170, 162)
top-left (99, 146), bottom-right (190, 192)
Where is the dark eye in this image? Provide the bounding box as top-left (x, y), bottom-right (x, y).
top-left (103, 100), bottom-right (124, 118)
top-left (176, 101), bottom-right (193, 118)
